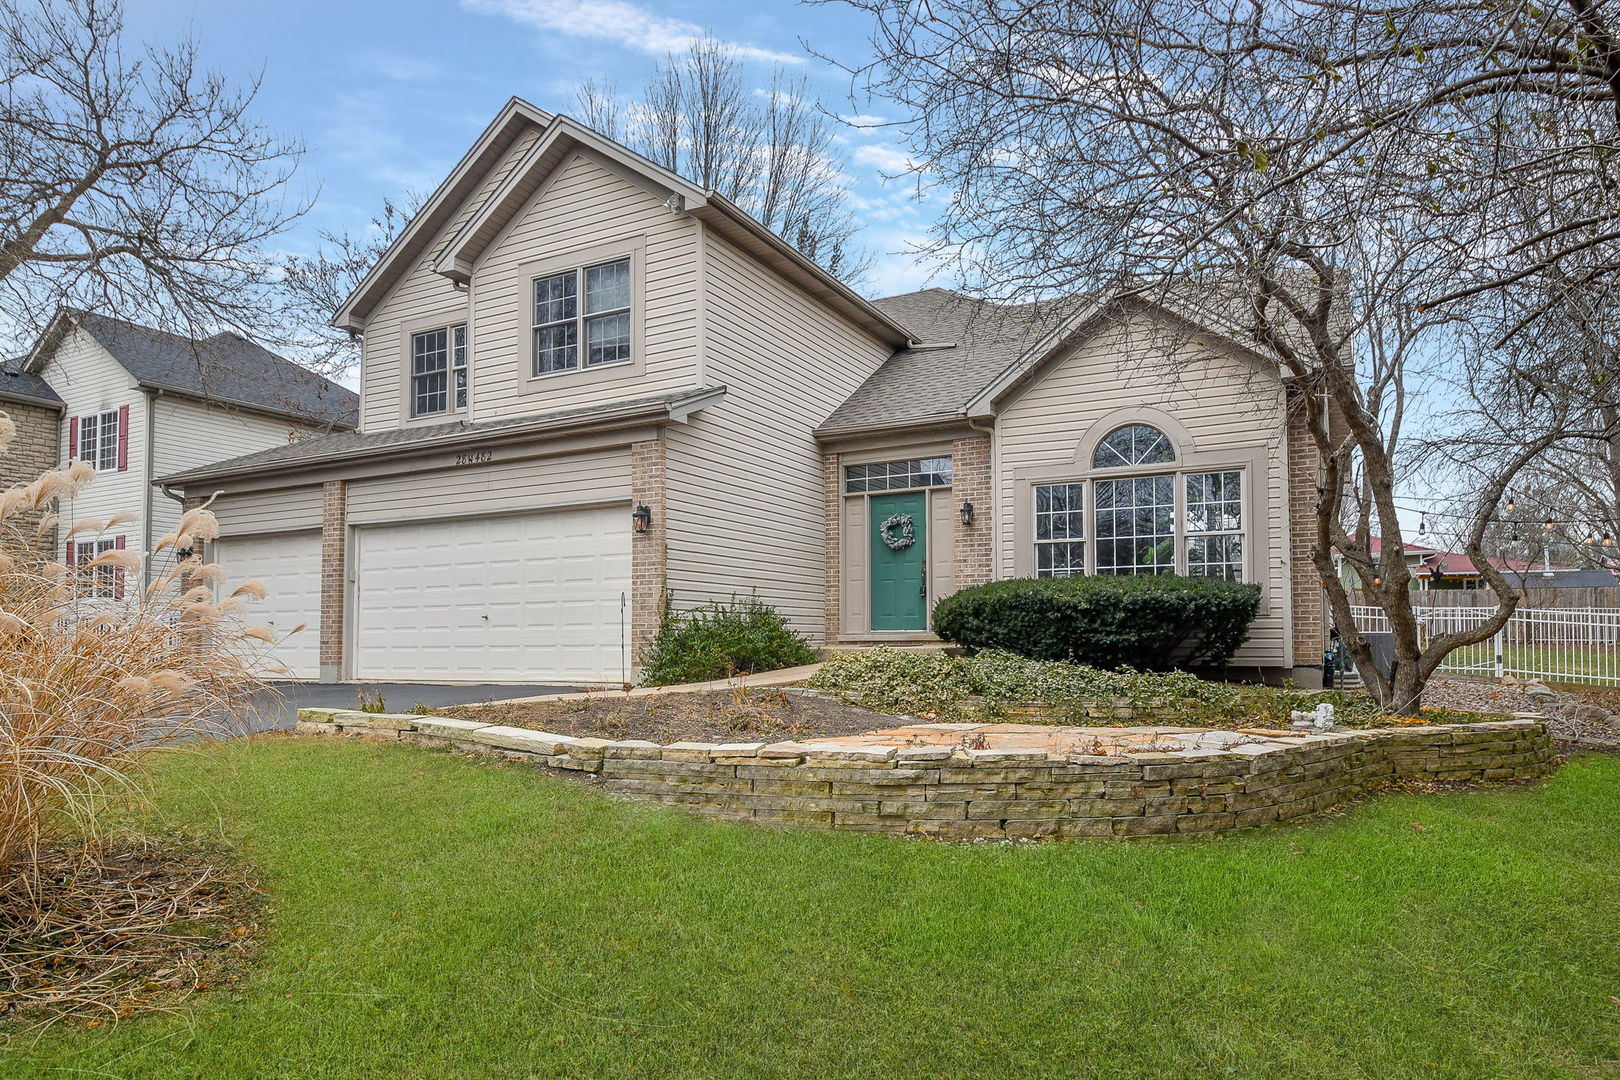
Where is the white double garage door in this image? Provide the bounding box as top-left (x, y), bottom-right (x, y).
top-left (213, 504), bottom-right (630, 683)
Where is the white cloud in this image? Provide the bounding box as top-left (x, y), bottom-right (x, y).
top-left (852, 143), bottom-right (915, 174)
top-left (840, 113), bottom-right (887, 128)
top-left (462, 0), bottom-right (802, 64)
top-left (862, 228), bottom-right (950, 297)
top-left (359, 52), bottom-right (442, 83)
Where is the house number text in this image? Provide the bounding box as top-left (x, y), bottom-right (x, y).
top-left (455, 450), bottom-right (493, 466)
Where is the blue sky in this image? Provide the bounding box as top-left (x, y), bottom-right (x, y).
top-left (123, 0), bottom-right (941, 298)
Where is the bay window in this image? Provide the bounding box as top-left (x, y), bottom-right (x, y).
top-left (1030, 424), bottom-right (1247, 581)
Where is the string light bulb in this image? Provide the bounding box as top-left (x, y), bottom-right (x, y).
top-left (1544, 519), bottom-right (1555, 532)
top-left (1506, 493), bottom-right (1517, 513)
top-left (1585, 533), bottom-right (1598, 545)
top-left (1606, 535), bottom-right (1615, 548)
top-left (1417, 514), bottom-right (1428, 538)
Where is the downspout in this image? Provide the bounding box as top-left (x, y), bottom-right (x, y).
top-left (969, 415), bottom-right (997, 578)
top-left (144, 388), bottom-right (158, 586)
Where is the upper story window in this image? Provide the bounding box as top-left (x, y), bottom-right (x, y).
top-left (411, 325), bottom-right (467, 417)
top-left (845, 457), bottom-right (953, 493)
top-left (1093, 423), bottom-right (1175, 468)
top-left (533, 257), bottom-right (632, 376)
top-left (77, 409), bottom-right (120, 472)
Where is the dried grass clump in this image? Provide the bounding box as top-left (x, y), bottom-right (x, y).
top-left (0, 414), bottom-right (277, 873)
top-left (0, 837), bottom-right (262, 1030)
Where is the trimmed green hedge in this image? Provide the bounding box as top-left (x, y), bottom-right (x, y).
top-left (931, 575), bottom-right (1261, 671)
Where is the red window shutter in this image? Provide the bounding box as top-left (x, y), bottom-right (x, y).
top-left (116, 405), bottom-right (129, 471)
top-left (67, 416), bottom-right (78, 461)
top-left (113, 535), bottom-right (126, 599)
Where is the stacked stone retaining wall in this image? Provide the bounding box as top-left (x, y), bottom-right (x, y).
top-left (295, 710), bottom-right (1556, 839)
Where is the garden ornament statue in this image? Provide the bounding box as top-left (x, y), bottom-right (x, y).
top-left (1289, 702), bottom-right (1338, 730)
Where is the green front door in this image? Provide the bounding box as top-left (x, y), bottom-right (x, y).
top-left (869, 492), bottom-right (928, 631)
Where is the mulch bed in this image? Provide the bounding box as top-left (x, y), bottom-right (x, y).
top-left (0, 838), bottom-right (263, 1032)
top-left (1422, 674), bottom-right (1620, 746)
top-left (442, 688), bottom-right (904, 744)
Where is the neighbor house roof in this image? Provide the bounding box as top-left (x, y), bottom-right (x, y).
top-left (1359, 536), bottom-right (1439, 558)
top-left (156, 386), bottom-right (727, 488)
top-left (25, 310), bottom-right (358, 428)
top-left (0, 360), bottom-right (63, 408)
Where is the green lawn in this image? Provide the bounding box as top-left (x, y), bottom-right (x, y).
top-left (6, 738), bottom-right (1619, 1080)
top-left (1439, 643), bottom-right (1620, 684)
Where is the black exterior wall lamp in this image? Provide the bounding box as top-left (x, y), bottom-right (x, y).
top-left (959, 500), bottom-right (975, 526)
top-left (632, 504), bottom-right (653, 534)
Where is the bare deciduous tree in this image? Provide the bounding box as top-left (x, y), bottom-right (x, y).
top-left (826, 0), bottom-right (1620, 707)
top-left (576, 37), bottom-right (868, 280)
top-left (0, 0), bottom-right (304, 352)
top-left (276, 197), bottom-right (416, 377)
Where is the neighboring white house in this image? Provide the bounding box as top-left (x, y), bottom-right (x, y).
top-left (157, 97), bottom-right (1326, 686)
top-left (18, 311), bottom-right (356, 635)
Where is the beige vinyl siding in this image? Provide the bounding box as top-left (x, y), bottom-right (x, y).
top-left (359, 126), bottom-right (543, 432)
top-left (210, 486), bottom-right (325, 535)
top-left (993, 311), bottom-right (1291, 667)
top-left (464, 152), bottom-right (701, 421)
top-left (147, 395), bottom-right (315, 546)
top-left (43, 327), bottom-right (145, 560)
top-left (346, 447), bottom-right (629, 525)
top-left (663, 231), bottom-right (892, 638)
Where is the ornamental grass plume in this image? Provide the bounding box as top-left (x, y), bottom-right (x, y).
top-left (0, 410), bottom-right (275, 874)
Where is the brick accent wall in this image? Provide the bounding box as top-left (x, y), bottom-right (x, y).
top-left (1286, 392), bottom-right (1326, 676)
top-left (0, 400), bottom-right (62, 560)
top-left (950, 433), bottom-right (993, 590)
top-left (823, 452), bottom-right (841, 643)
top-left (320, 481), bottom-right (346, 678)
top-left (630, 439), bottom-right (667, 666)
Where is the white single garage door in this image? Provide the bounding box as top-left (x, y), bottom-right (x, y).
top-left (352, 505), bottom-right (630, 683)
top-left (210, 530), bottom-right (322, 679)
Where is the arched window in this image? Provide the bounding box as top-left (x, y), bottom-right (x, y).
top-left (1092, 424), bottom-right (1175, 469)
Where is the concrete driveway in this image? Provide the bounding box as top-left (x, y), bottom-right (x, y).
top-left (248, 681), bottom-right (587, 733)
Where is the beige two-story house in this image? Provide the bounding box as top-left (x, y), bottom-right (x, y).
top-left (16, 311), bottom-right (356, 607)
top-left (158, 97), bottom-right (1326, 686)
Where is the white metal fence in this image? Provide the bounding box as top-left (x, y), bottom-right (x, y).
top-left (1347, 605), bottom-right (1620, 685)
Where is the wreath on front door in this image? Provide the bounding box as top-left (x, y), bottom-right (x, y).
top-left (880, 513), bottom-right (916, 552)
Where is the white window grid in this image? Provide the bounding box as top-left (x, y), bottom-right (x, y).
top-left (533, 257), bottom-right (632, 376)
top-left (844, 457), bottom-right (953, 493)
top-left (411, 325), bottom-right (467, 417)
top-left (1033, 468), bottom-right (1246, 580)
top-left (78, 409), bottom-right (119, 471)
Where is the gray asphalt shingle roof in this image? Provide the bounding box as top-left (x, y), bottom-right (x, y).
top-left (158, 387), bottom-right (725, 487)
top-left (65, 311), bottom-right (357, 428)
top-left (0, 360), bottom-right (63, 406)
top-left (818, 289), bottom-right (1074, 435)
